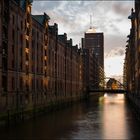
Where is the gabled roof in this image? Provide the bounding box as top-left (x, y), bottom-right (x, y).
top-left (32, 13), bottom-right (50, 26)
top-left (128, 8), bottom-right (135, 20)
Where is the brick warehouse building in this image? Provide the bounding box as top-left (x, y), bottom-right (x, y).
top-left (124, 0), bottom-right (140, 117)
top-left (0, 0), bottom-right (103, 120)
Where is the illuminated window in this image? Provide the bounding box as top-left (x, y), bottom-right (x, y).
top-left (46, 22), bottom-right (48, 27)
top-left (25, 48), bottom-right (29, 53)
top-left (44, 45), bottom-right (47, 50)
top-left (44, 66), bottom-right (47, 70)
top-left (27, 22), bottom-right (30, 28)
top-left (25, 35), bottom-right (29, 40)
top-left (27, 6), bottom-right (31, 13)
top-left (44, 56), bottom-right (47, 60)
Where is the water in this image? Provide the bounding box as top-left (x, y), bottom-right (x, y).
top-left (0, 93), bottom-right (140, 139)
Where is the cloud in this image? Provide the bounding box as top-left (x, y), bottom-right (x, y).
top-left (112, 1), bottom-right (134, 17)
top-left (105, 55), bottom-right (125, 77)
top-left (32, 1), bottom-right (62, 12)
top-left (105, 47), bottom-right (125, 58)
top-left (32, 1), bottom-right (133, 77)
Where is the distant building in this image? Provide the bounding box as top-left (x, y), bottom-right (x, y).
top-left (82, 27), bottom-right (104, 90)
top-left (107, 78), bottom-right (118, 89)
top-left (83, 28), bottom-right (104, 69)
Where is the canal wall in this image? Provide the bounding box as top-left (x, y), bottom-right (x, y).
top-left (0, 93), bottom-right (88, 127)
top-left (126, 93), bottom-right (140, 121)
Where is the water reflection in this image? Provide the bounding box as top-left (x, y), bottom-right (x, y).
top-left (102, 94), bottom-right (130, 139)
top-left (1, 93), bottom-right (140, 139)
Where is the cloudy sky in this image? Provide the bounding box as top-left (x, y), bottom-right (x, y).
top-left (32, 0), bottom-right (134, 79)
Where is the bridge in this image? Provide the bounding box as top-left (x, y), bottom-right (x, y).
top-left (88, 77), bottom-right (127, 94)
top-left (88, 89), bottom-right (127, 94)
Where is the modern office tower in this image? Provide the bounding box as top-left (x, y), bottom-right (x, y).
top-left (82, 27), bottom-right (104, 89)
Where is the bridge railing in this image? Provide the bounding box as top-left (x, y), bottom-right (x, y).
top-left (88, 88), bottom-right (127, 94)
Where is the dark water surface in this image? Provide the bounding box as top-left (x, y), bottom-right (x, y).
top-left (0, 94), bottom-right (140, 139)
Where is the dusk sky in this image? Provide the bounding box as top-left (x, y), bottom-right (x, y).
top-left (32, 0), bottom-right (134, 79)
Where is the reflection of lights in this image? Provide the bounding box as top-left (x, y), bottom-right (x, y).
top-left (103, 94), bottom-right (124, 104)
top-left (104, 93), bottom-right (108, 97)
top-left (99, 96), bottom-right (104, 103)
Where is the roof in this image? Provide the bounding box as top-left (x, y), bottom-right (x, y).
top-left (67, 39), bottom-right (73, 47)
top-left (20, 0), bottom-right (26, 10)
top-left (13, 0), bottom-right (33, 11)
top-left (58, 33), bottom-right (67, 43)
top-left (32, 13), bottom-right (50, 26)
top-left (128, 13), bottom-right (135, 20)
top-left (128, 8), bottom-right (135, 20)
top-left (86, 27), bottom-right (96, 33)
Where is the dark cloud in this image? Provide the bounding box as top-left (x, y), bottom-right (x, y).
top-left (112, 1), bottom-right (134, 16)
top-left (32, 1), bottom-right (62, 12)
top-left (32, 1), bottom-right (133, 53)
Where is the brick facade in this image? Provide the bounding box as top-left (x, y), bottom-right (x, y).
top-left (0, 0), bottom-right (103, 116)
top-left (124, 0), bottom-right (140, 112)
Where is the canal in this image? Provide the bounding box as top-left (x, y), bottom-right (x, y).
top-left (0, 93), bottom-right (140, 139)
